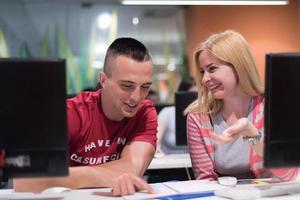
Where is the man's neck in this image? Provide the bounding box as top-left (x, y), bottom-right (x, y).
top-left (100, 90), bottom-right (124, 122)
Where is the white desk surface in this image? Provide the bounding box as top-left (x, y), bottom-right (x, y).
top-left (2, 180), bottom-right (300, 200)
top-left (148, 153), bottom-right (192, 170)
top-left (0, 180), bottom-right (223, 200)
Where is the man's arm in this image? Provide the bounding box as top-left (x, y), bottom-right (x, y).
top-left (97, 141), bottom-right (155, 195)
top-left (14, 141), bottom-right (155, 195)
top-left (101, 141), bottom-right (155, 176)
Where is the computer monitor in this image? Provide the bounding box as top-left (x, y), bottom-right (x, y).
top-left (264, 53), bottom-right (300, 168)
top-left (0, 58), bottom-right (69, 179)
top-left (175, 91), bottom-right (198, 146)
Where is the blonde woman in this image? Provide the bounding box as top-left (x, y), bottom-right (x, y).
top-left (186, 30), bottom-right (298, 181)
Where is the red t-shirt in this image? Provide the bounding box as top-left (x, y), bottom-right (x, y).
top-left (67, 91), bottom-right (157, 166)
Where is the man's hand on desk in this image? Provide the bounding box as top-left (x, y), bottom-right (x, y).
top-left (98, 168), bottom-right (154, 196)
top-left (14, 166), bottom-right (153, 196)
top-left (14, 142), bottom-right (156, 196)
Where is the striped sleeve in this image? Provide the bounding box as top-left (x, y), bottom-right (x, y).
top-left (186, 113), bottom-right (217, 180)
top-left (270, 168), bottom-right (300, 181)
top-left (252, 96), bottom-right (299, 181)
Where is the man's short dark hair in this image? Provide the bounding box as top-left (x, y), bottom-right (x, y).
top-left (103, 38), bottom-right (151, 76)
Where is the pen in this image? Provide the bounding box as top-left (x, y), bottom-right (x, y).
top-left (157, 191), bottom-right (215, 200)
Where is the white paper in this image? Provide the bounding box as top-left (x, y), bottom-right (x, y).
top-left (122, 183), bottom-right (177, 200)
top-left (163, 180), bottom-right (229, 194)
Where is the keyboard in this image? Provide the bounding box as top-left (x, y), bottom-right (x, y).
top-left (214, 182), bottom-right (300, 200)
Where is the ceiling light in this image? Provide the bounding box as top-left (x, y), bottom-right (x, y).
top-left (97, 13), bottom-right (112, 30)
top-left (132, 17), bottom-right (139, 25)
top-left (121, 0), bottom-right (288, 5)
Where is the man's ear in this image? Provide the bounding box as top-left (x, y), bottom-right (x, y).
top-left (99, 72), bottom-right (106, 89)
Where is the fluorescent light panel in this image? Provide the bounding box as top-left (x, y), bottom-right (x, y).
top-left (122, 0), bottom-right (288, 5)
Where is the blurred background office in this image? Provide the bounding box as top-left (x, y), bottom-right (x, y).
top-left (155, 76), bottom-right (196, 157)
top-left (0, 0), bottom-right (300, 104)
top-left (0, 0), bottom-right (188, 101)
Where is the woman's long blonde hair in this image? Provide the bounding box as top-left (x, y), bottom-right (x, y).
top-left (185, 30), bottom-right (264, 115)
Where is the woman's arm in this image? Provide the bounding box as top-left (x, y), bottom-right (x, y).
top-left (186, 113), bottom-right (217, 180)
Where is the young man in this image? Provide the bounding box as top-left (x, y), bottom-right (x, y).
top-left (14, 38), bottom-right (158, 196)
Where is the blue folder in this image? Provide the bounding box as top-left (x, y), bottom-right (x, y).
top-left (157, 191), bottom-right (215, 200)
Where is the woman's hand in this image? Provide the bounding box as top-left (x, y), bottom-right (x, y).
top-left (209, 118), bottom-right (258, 145)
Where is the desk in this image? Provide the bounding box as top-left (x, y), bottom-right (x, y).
top-left (0, 180), bottom-right (223, 200)
top-left (2, 180), bottom-right (300, 200)
top-left (148, 153), bottom-right (192, 170)
top-left (146, 153), bottom-right (193, 183)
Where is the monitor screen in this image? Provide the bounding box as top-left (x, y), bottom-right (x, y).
top-left (264, 53), bottom-right (300, 168)
top-left (0, 58), bottom-right (69, 178)
top-left (175, 91), bottom-right (198, 146)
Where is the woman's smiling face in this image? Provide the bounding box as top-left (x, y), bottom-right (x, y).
top-left (198, 50), bottom-right (239, 99)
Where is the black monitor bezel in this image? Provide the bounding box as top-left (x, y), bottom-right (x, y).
top-left (175, 91), bottom-right (198, 146)
top-left (264, 53), bottom-right (300, 168)
top-left (0, 58), bottom-right (69, 178)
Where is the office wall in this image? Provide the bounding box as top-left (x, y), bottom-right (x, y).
top-left (184, 0), bottom-right (300, 80)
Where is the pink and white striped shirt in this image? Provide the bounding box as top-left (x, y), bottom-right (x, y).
top-left (187, 95), bottom-right (298, 181)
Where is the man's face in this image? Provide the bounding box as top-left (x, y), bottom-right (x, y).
top-left (102, 55), bottom-right (153, 121)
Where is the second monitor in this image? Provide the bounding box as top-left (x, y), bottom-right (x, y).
top-left (175, 91), bottom-right (198, 146)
